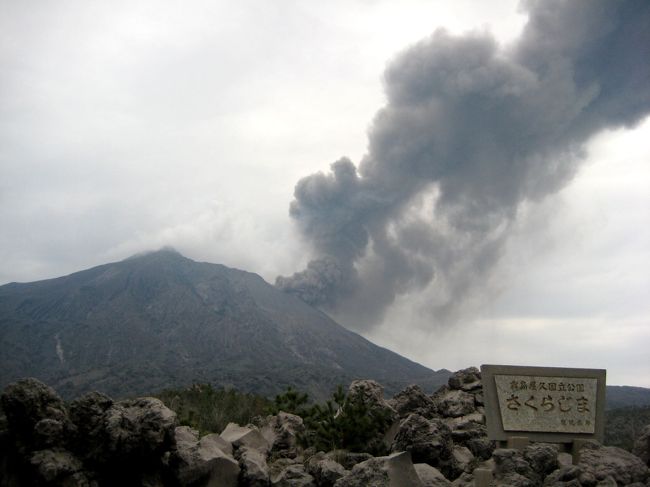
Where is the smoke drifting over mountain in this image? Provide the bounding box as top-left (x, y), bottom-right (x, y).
top-left (276, 0), bottom-right (650, 329)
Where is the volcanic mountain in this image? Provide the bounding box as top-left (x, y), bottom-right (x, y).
top-left (0, 249), bottom-right (450, 399)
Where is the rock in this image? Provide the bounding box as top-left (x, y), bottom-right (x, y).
top-left (168, 425), bottom-right (240, 487)
top-left (221, 423), bottom-right (270, 453)
top-left (203, 432), bottom-right (233, 457)
top-left (306, 452), bottom-right (347, 487)
top-left (271, 463), bottom-right (315, 486)
top-left (68, 391), bottom-right (114, 463)
top-left (450, 472), bottom-right (475, 487)
top-left (451, 446), bottom-right (474, 474)
top-left (444, 413), bottom-right (493, 460)
top-left (578, 444), bottom-right (649, 485)
top-left (523, 443), bottom-right (560, 479)
top-left (492, 448), bottom-right (538, 485)
top-left (239, 446), bottom-right (270, 486)
top-left (326, 451), bottom-right (373, 470)
top-left (465, 437), bottom-right (495, 462)
top-left (633, 425), bottom-right (650, 466)
top-left (103, 397), bottom-right (177, 460)
top-left (334, 451), bottom-right (423, 487)
top-left (1, 378), bottom-right (68, 449)
top-left (414, 463), bottom-right (452, 487)
top-left (448, 368), bottom-right (482, 393)
top-left (347, 380), bottom-right (387, 407)
top-left (390, 385), bottom-right (438, 419)
top-left (34, 418), bottom-right (66, 448)
top-left (434, 390), bottom-right (476, 418)
top-left (542, 465), bottom-right (583, 486)
top-left (261, 412), bottom-right (304, 457)
top-left (391, 414), bottom-right (453, 471)
top-left (29, 448), bottom-right (84, 483)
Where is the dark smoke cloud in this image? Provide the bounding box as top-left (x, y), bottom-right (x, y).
top-left (276, 0), bottom-right (650, 329)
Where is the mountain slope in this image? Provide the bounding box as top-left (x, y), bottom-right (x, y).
top-left (0, 249), bottom-right (450, 399)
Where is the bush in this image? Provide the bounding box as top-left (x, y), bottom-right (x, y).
top-left (156, 383), bottom-right (272, 435)
top-left (272, 385), bottom-right (392, 455)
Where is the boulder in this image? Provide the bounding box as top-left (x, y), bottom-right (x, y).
top-left (390, 385), bottom-right (438, 419)
top-left (578, 444), bottom-right (649, 485)
top-left (451, 446), bottom-right (475, 475)
top-left (0, 378), bottom-right (69, 450)
top-left (632, 424), bottom-right (650, 467)
top-left (523, 443), bottom-right (560, 480)
top-left (29, 448), bottom-right (84, 484)
top-left (271, 463), bottom-right (315, 486)
top-left (221, 423), bottom-right (270, 453)
top-left (347, 380), bottom-right (386, 406)
top-left (34, 418), bottom-right (66, 448)
top-left (103, 397), bottom-right (177, 460)
top-left (239, 446), bottom-right (270, 486)
top-left (305, 452), bottom-right (347, 487)
top-left (334, 451), bottom-right (423, 487)
top-left (444, 413), bottom-right (493, 460)
top-left (434, 390), bottom-right (476, 418)
top-left (492, 448), bottom-right (538, 485)
top-left (68, 391), bottom-right (114, 463)
top-left (414, 463), bottom-right (452, 487)
top-left (168, 425), bottom-right (240, 487)
top-left (391, 414), bottom-right (453, 472)
top-left (448, 368), bottom-right (482, 392)
top-left (261, 412), bottom-right (304, 457)
top-left (542, 465), bottom-right (584, 486)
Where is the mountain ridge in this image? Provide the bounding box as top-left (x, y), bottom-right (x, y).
top-left (0, 249), bottom-right (450, 400)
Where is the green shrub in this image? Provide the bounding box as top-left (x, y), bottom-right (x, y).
top-left (274, 384), bottom-right (392, 455)
top-left (269, 386), bottom-right (310, 416)
top-left (156, 383), bottom-right (272, 435)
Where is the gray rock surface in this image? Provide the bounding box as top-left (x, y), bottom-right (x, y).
top-left (168, 426), bottom-right (240, 487)
top-left (447, 368), bottom-right (482, 393)
top-left (1, 378), bottom-right (69, 451)
top-left (451, 446), bottom-right (474, 474)
top-left (390, 385), bottom-right (438, 419)
top-left (492, 448), bottom-right (538, 486)
top-left (578, 444), bottom-right (649, 485)
top-left (392, 414), bottom-right (454, 473)
top-left (29, 449), bottom-right (84, 484)
top-left (222, 423), bottom-right (270, 453)
top-left (271, 463), bottom-right (315, 486)
top-left (334, 451), bottom-right (423, 487)
top-left (347, 380), bottom-right (397, 420)
top-left (434, 390), bottom-right (476, 418)
top-left (261, 412), bottom-right (304, 458)
top-left (305, 452), bottom-right (347, 487)
top-left (103, 397), bottom-right (177, 459)
top-left (239, 446), bottom-right (270, 486)
top-left (414, 463), bottom-right (452, 487)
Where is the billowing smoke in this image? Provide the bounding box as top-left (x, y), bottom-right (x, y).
top-left (276, 0), bottom-right (650, 329)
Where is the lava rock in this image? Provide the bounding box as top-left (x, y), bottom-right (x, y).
top-left (392, 414), bottom-right (453, 469)
top-left (390, 385), bottom-right (438, 419)
top-left (334, 451), bottom-right (423, 487)
top-left (448, 368), bottom-right (482, 393)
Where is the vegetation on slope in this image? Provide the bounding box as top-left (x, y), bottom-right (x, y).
top-left (604, 405), bottom-right (650, 451)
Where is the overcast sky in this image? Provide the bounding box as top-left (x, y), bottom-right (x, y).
top-left (1, 0), bottom-right (649, 387)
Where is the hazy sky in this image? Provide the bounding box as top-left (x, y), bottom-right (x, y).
top-left (1, 1), bottom-right (649, 387)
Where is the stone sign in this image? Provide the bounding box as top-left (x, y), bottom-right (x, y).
top-left (481, 365), bottom-right (606, 443)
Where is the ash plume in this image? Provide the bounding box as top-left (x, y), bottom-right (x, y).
top-left (276, 0), bottom-right (650, 329)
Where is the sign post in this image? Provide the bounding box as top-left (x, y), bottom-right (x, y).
top-left (481, 364), bottom-right (606, 448)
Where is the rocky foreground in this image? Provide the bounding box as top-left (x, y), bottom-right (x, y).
top-left (1, 368), bottom-right (650, 486)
